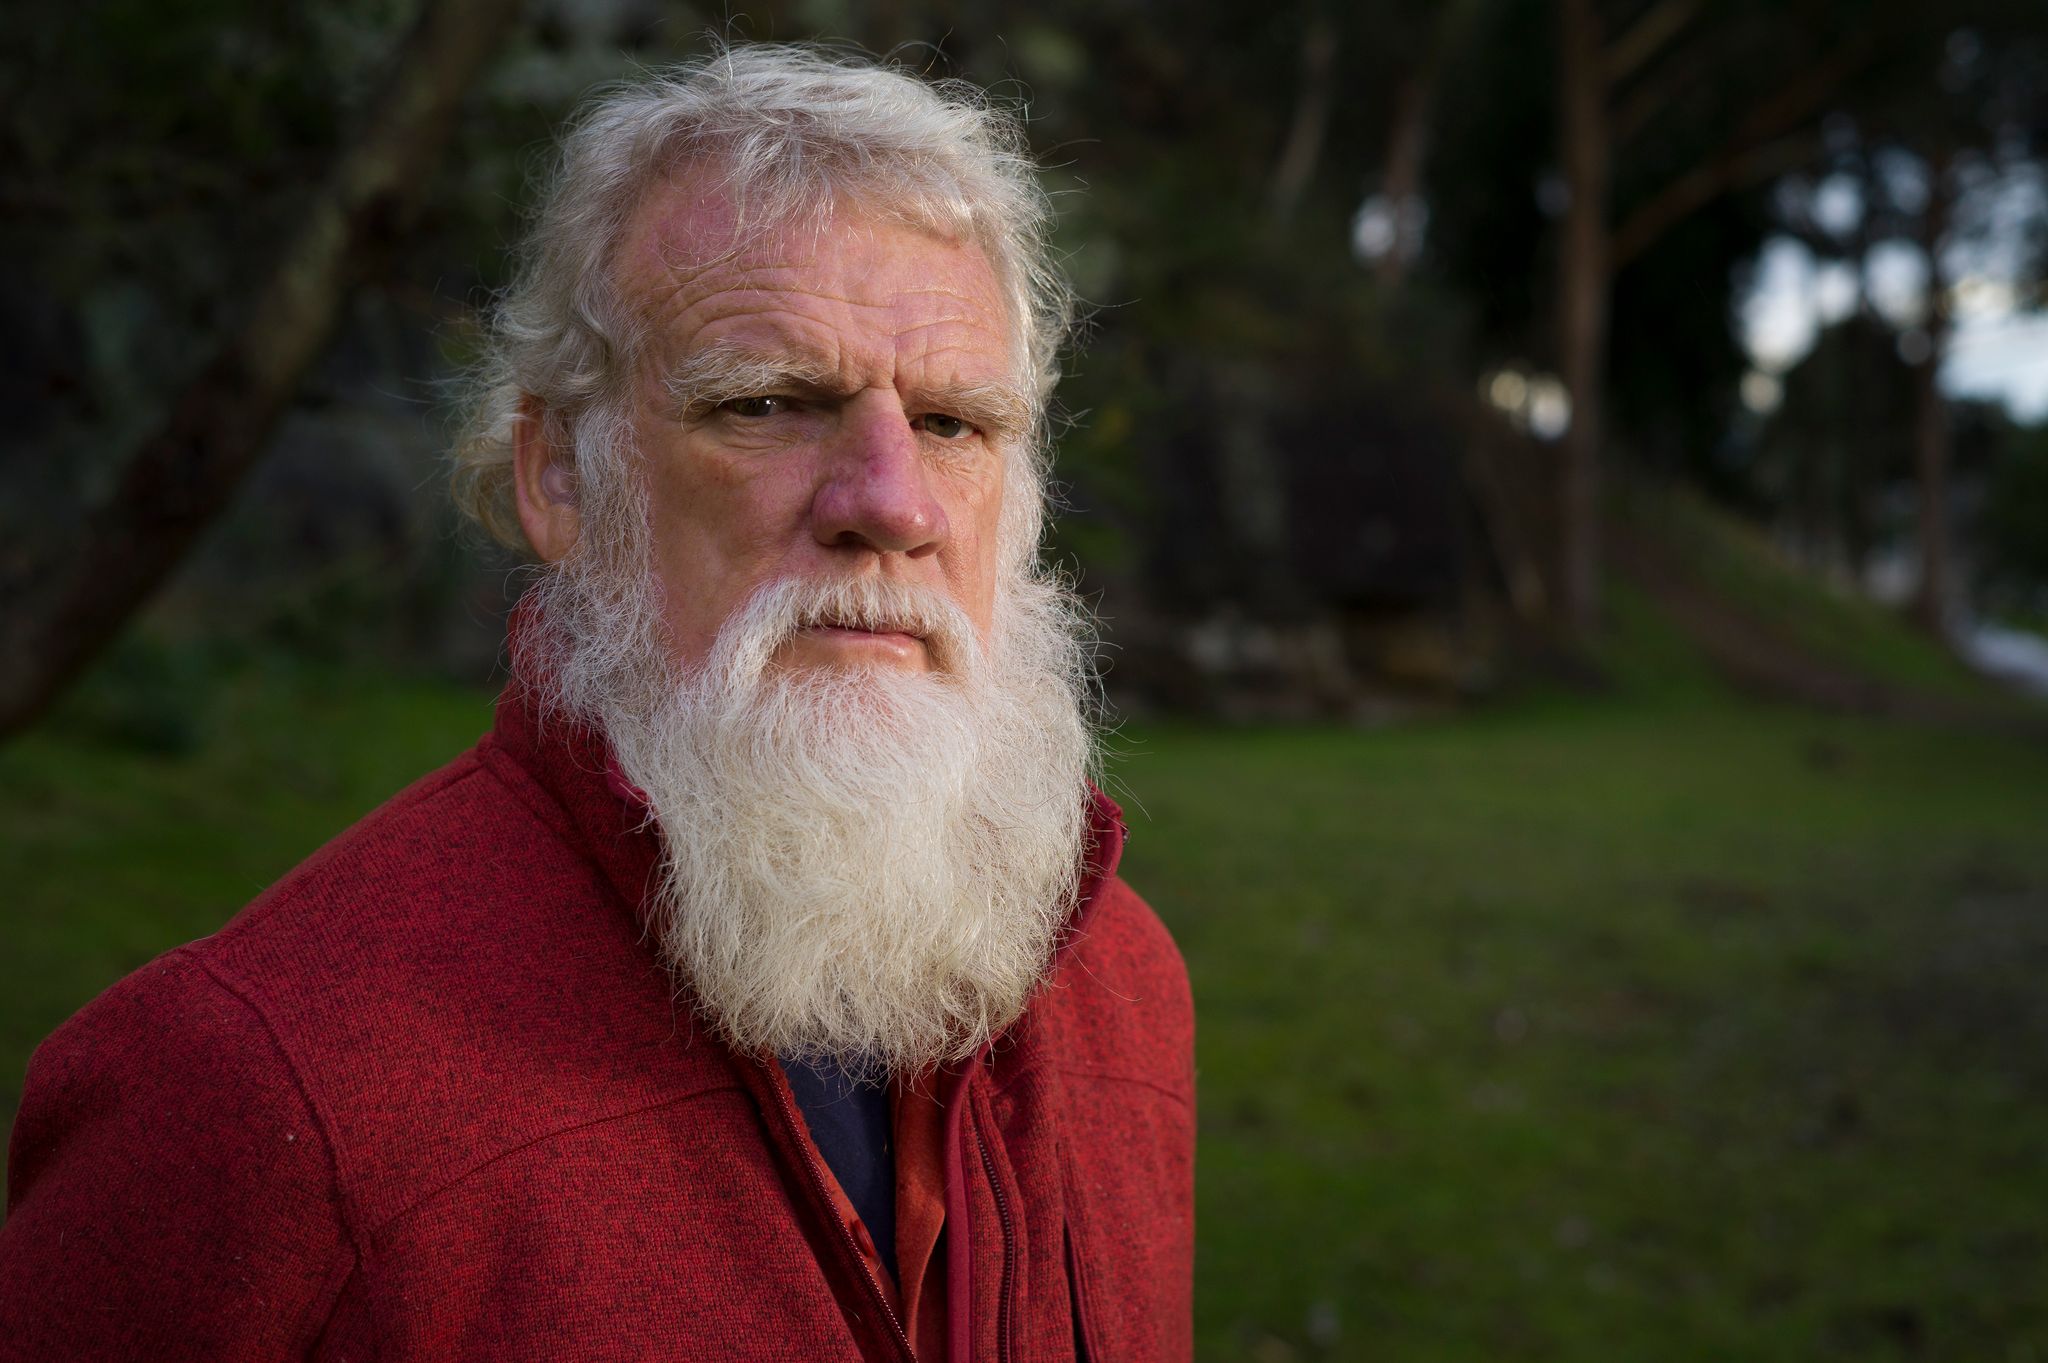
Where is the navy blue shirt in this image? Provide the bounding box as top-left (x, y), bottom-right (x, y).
top-left (782, 1055), bottom-right (897, 1284)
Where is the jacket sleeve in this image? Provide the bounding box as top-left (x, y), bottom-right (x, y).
top-left (0, 948), bottom-right (354, 1361)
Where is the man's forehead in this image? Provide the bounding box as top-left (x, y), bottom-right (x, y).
top-left (614, 175), bottom-right (1016, 385)
top-left (616, 172), bottom-right (984, 305)
top-left (618, 172), bottom-right (758, 278)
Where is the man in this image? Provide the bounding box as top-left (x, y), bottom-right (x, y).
top-left (0, 45), bottom-right (1193, 1362)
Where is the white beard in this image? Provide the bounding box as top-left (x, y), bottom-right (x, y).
top-left (525, 566), bottom-right (1096, 1077)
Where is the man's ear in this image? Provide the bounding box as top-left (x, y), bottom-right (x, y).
top-left (512, 396), bottom-right (581, 563)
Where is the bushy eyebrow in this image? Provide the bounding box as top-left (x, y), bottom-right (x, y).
top-left (919, 378), bottom-right (1033, 445)
top-left (661, 341), bottom-right (839, 414)
top-left (660, 339), bottom-right (1032, 443)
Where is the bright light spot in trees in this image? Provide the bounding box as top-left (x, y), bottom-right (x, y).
top-left (1351, 194), bottom-right (1429, 267)
top-left (1526, 379), bottom-right (1572, 440)
top-left (1740, 370), bottom-right (1784, 415)
top-left (1812, 175), bottom-right (1863, 237)
top-left (1487, 369), bottom-right (1528, 411)
top-left (1952, 274), bottom-right (2015, 319)
top-left (1480, 366), bottom-right (1571, 440)
top-left (1352, 195), bottom-right (1397, 262)
top-left (1813, 262), bottom-right (1860, 324)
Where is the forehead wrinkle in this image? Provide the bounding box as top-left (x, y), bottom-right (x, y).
top-left (651, 279), bottom-right (998, 334)
top-left (642, 269), bottom-right (1001, 351)
top-left (616, 176), bottom-right (1025, 345)
top-left (891, 329), bottom-right (1021, 408)
top-left (618, 212), bottom-right (1021, 415)
top-left (666, 301), bottom-right (1011, 390)
top-left (630, 229), bottom-right (1004, 327)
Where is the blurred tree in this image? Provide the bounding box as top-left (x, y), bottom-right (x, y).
top-left (1742, 11), bottom-right (2046, 632)
top-left (1544, 0), bottom-right (1898, 639)
top-left (1912, 139), bottom-right (1961, 635)
top-left (1444, 0), bottom-right (2048, 651)
top-left (0, 0), bottom-right (522, 738)
top-left (4, 0), bottom-right (2041, 725)
top-left (1754, 314), bottom-right (1916, 578)
top-left (1875, 20), bottom-right (2047, 637)
top-left (1980, 422), bottom-right (2048, 615)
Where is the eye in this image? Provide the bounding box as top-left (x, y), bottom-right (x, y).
top-left (723, 395), bottom-right (791, 418)
top-left (914, 413), bottom-right (975, 440)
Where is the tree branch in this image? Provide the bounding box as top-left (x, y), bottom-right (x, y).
top-left (1608, 12), bottom-right (1766, 146)
top-left (1611, 35), bottom-right (1877, 269)
top-left (1602, 0), bottom-right (1704, 89)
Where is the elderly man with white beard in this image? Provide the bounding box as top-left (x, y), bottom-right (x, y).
top-left (0, 45), bottom-right (1194, 1363)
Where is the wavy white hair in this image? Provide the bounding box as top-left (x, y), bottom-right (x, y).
top-left (452, 42), bottom-right (1074, 578)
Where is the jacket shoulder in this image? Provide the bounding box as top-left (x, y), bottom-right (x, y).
top-left (161, 740), bottom-right (715, 1233)
top-left (1, 950), bottom-right (352, 1361)
top-left (1042, 876), bottom-right (1194, 1103)
top-left (219, 742), bottom-right (575, 938)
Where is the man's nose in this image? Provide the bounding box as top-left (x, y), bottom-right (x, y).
top-left (810, 394), bottom-right (948, 556)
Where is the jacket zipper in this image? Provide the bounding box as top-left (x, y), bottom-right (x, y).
top-left (769, 1072), bottom-right (914, 1362)
top-left (972, 1105), bottom-right (1018, 1363)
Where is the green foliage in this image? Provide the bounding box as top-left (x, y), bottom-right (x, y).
top-left (52, 633), bottom-right (224, 757)
top-left (2, 0), bottom-right (426, 534)
top-left (1748, 317), bottom-right (1918, 541)
top-left (1423, 0), bottom-right (1553, 351)
top-left (1979, 423), bottom-right (2048, 606)
top-left (1606, 200), bottom-right (1762, 480)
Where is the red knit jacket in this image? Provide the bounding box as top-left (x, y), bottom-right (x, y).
top-left (0, 685), bottom-right (1195, 1361)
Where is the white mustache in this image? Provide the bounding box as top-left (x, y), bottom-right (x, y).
top-left (711, 576), bottom-right (983, 681)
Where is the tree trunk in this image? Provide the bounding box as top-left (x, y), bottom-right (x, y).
top-left (1375, 72), bottom-right (1433, 285)
top-left (1554, 0), bottom-right (1610, 637)
top-left (1844, 159), bottom-right (1878, 588)
top-left (1265, 13), bottom-right (1338, 232)
top-left (0, 0), bottom-right (522, 739)
top-left (1911, 143), bottom-right (1955, 640)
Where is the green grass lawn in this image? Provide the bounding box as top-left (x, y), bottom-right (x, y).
top-left (1114, 697), bottom-right (2048, 1361)
top-left (5, 650), bottom-right (2047, 1360)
